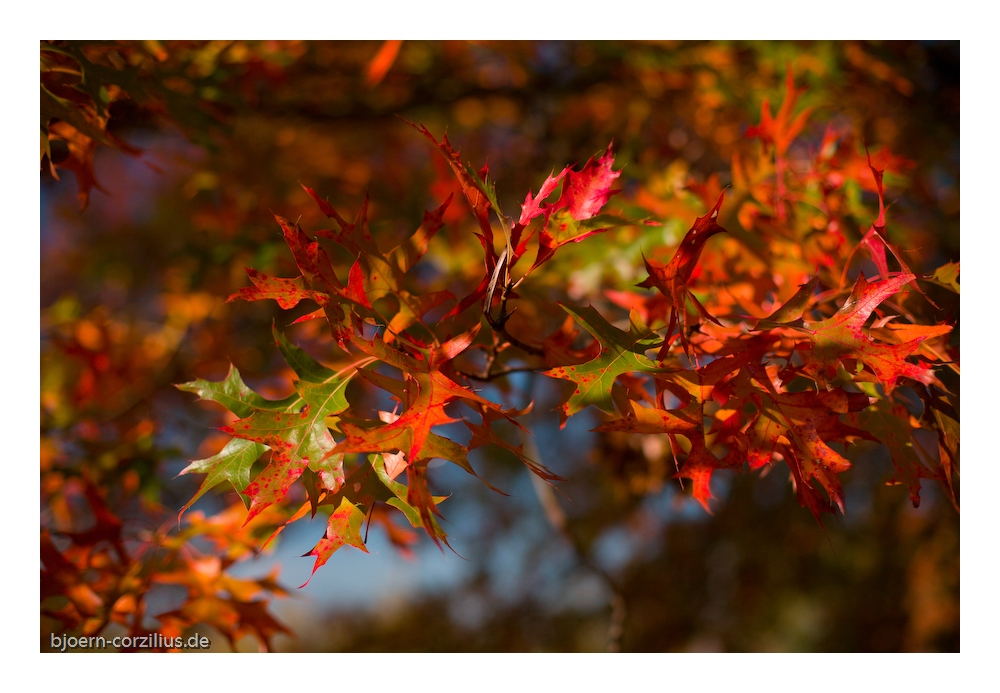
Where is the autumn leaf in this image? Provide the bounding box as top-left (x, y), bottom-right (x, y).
top-left (305, 186), bottom-right (455, 340)
top-left (545, 304), bottom-right (666, 426)
top-left (229, 268), bottom-right (329, 310)
top-left (800, 272), bottom-right (940, 393)
top-left (464, 402), bottom-right (560, 483)
top-left (638, 191), bottom-right (728, 359)
top-left (179, 327), bottom-right (358, 525)
top-left (841, 147), bottom-right (935, 310)
top-left (745, 69), bottom-right (813, 157)
top-left (519, 168), bottom-right (569, 226)
top-left (178, 438), bottom-right (267, 519)
top-left (270, 214), bottom-right (352, 342)
top-left (301, 497), bottom-right (369, 586)
top-left (847, 398), bottom-right (954, 510)
top-left (526, 143), bottom-right (624, 269)
top-left (548, 142), bottom-right (621, 221)
top-left (328, 324), bottom-right (524, 541)
top-left (404, 121), bottom-right (499, 267)
top-left (594, 340), bottom-right (767, 510)
top-left (760, 388), bottom-right (872, 517)
top-left (927, 261), bottom-right (960, 293)
top-left (177, 364), bottom-right (296, 419)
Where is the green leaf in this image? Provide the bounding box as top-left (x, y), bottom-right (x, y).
top-left (759, 275), bottom-right (819, 325)
top-left (927, 261), bottom-right (959, 293)
top-left (177, 365), bottom-right (295, 418)
top-left (177, 438), bottom-right (267, 516)
top-left (543, 303), bottom-right (667, 425)
top-left (179, 330), bottom-right (356, 524)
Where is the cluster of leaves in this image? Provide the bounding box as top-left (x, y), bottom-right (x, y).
top-left (41, 42), bottom-right (958, 651)
top-left (41, 480), bottom-right (290, 650)
top-left (40, 299), bottom-right (292, 650)
top-left (40, 39), bottom-right (299, 209)
top-left (180, 73), bottom-right (958, 588)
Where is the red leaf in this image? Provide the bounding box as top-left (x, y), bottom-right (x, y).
top-left (745, 69), bottom-right (813, 156)
top-left (229, 268), bottom-right (329, 310)
top-left (519, 168), bottom-right (569, 225)
top-left (802, 272), bottom-right (941, 393)
top-left (345, 258), bottom-right (372, 309)
top-left (301, 498), bottom-right (368, 587)
top-left (638, 191), bottom-right (728, 358)
top-left (404, 121), bottom-right (497, 261)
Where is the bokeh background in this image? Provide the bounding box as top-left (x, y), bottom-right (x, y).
top-left (41, 40), bottom-right (959, 652)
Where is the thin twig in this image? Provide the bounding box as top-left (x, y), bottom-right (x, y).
top-left (524, 435), bottom-right (627, 652)
top-left (455, 367), bottom-right (539, 382)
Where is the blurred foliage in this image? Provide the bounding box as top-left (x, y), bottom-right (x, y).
top-left (41, 40), bottom-right (958, 652)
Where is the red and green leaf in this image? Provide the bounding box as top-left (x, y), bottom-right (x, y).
top-left (544, 304), bottom-right (666, 426)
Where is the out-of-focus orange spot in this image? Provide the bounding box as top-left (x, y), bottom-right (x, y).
top-left (122, 469), bottom-right (141, 494)
top-left (164, 292), bottom-right (220, 323)
top-left (111, 593), bottom-right (138, 623)
top-left (453, 97), bottom-right (486, 129)
top-left (365, 40), bottom-right (402, 87)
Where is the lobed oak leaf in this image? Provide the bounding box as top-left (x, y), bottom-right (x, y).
top-left (225, 408), bottom-right (337, 524)
top-left (301, 497), bottom-right (369, 586)
top-left (745, 70), bottom-right (813, 157)
top-left (846, 399), bottom-right (946, 509)
top-left (178, 438), bottom-right (267, 518)
top-left (229, 268), bottom-right (328, 310)
top-left (464, 402), bottom-right (560, 483)
top-left (404, 121), bottom-right (498, 263)
top-left (544, 304), bottom-right (667, 427)
top-left (179, 328), bottom-right (356, 526)
top-left (519, 167), bottom-right (569, 225)
top-left (177, 364), bottom-right (296, 418)
top-left (309, 192), bottom-right (379, 256)
top-left (743, 371), bottom-right (874, 519)
top-left (274, 214), bottom-right (343, 294)
top-left (638, 191), bottom-right (728, 359)
top-left (309, 195), bottom-right (402, 303)
top-left (336, 327), bottom-right (498, 466)
top-left (552, 142), bottom-right (621, 221)
top-left (841, 147), bottom-right (938, 307)
top-left (801, 272), bottom-right (941, 393)
top-left (271, 214), bottom-right (351, 345)
top-left (596, 365), bottom-right (748, 512)
top-left (673, 438), bottom-right (730, 513)
top-left (525, 144), bottom-right (626, 269)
